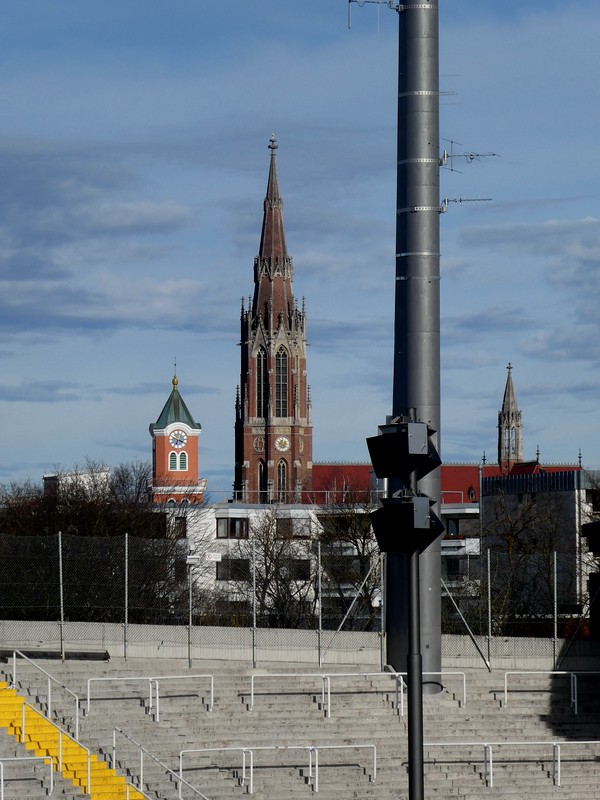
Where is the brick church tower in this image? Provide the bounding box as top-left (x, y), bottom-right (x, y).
top-left (234, 135), bottom-right (313, 503)
top-left (150, 374), bottom-right (206, 504)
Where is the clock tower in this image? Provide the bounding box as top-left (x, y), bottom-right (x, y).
top-left (234, 136), bottom-right (313, 503)
top-left (150, 375), bottom-right (206, 504)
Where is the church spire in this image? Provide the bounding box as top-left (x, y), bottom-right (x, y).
top-left (235, 137), bottom-right (312, 503)
top-left (498, 362), bottom-right (523, 472)
top-left (253, 134), bottom-right (293, 327)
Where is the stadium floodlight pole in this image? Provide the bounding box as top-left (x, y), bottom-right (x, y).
top-left (387, 0), bottom-right (442, 679)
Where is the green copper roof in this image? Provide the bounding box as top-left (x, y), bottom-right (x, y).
top-left (150, 376), bottom-right (202, 432)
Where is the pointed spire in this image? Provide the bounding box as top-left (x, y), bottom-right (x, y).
top-left (258, 133), bottom-right (287, 262)
top-left (498, 362), bottom-right (523, 470)
top-left (150, 373), bottom-right (201, 432)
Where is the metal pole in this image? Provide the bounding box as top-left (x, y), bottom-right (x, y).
top-left (188, 562), bottom-right (193, 669)
top-left (487, 548), bottom-right (492, 667)
top-left (553, 550), bottom-right (558, 667)
top-left (387, 0), bottom-right (441, 678)
top-left (380, 552), bottom-right (386, 672)
top-left (124, 532), bottom-right (128, 661)
top-left (317, 540), bottom-right (322, 667)
top-left (58, 531), bottom-right (65, 661)
top-left (252, 538), bottom-right (257, 668)
top-left (407, 546), bottom-right (424, 800)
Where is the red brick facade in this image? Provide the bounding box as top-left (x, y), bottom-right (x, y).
top-left (234, 137), bottom-right (313, 502)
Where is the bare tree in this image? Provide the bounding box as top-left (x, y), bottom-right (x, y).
top-left (228, 509), bottom-right (316, 628)
top-left (482, 488), bottom-right (579, 635)
top-left (315, 483), bottom-right (380, 631)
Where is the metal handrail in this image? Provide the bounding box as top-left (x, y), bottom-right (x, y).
top-left (394, 671), bottom-right (467, 717)
top-left (249, 670), bottom-right (423, 718)
top-left (113, 728), bottom-right (207, 800)
top-left (502, 670), bottom-right (600, 715)
top-left (424, 738), bottom-right (600, 788)
top-left (87, 673), bottom-right (214, 719)
top-left (180, 743), bottom-right (376, 795)
top-left (11, 650), bottom-right (81, 738)
top-left (18, 698), bottom-right (91, 793)
top-left (148, 674), bottom-right (214, 720)
top-left (0, 756), bottom-right (54, 798)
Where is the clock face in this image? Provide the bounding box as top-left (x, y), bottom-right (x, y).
top-left (169, 430), bottom-right (188, 448)
top-left (275, 435), bottom-right (290, 452)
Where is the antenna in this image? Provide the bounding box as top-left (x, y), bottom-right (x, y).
top-left (439, 139), bottom-right (499, 174)
top-left (440, 197), bottom-right (492, 213)
top-left (348, 0), bottom-right (400, 30)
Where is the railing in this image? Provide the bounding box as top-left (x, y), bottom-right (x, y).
top-left (10, 650), bottom-right (81, 738)
top-left (87, 674), bottom-right (213, 719)
top-left (179, 743), bottom-right (376, 795)
top-left (394, 671), bottom-right (466, 717)
top-left (502, 670), bottom-right (600, 715)
top-left (249, 670), bottom-right (414, 718)
top-left (424, 739), bottom-right (600, 788)
top-left (149, 674), bottom-right (214, 720)
top-left (248, 669), bottom-right (465, 719)
top-left (17, 700), bottom-right (91, 794)
top-left (113, 728), bottom-right (208, 800)
top-left (0, 756), bottom-right (54, 799)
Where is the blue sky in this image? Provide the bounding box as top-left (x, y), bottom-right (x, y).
top-left (1, 0), bottom-right (599, 496)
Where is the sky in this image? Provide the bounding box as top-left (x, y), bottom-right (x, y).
top-left (2, 0), bottom-right (600, 497)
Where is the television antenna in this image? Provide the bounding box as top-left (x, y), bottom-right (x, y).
top-left (440, 139), bottom-right (499, 173)
top-left (440, 196), bottom-right (492, 213)
top-left (347, 0), bottom-right (401, 30)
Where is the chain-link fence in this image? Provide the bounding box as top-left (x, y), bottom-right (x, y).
top-left (0, 533), bottom-right (592, 667)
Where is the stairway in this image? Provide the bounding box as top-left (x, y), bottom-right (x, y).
top-left (3, 659), bottom-right (600, 799)
top-left (0, 680), bottom-right (146, 800)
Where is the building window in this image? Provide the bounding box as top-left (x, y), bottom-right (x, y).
top-left (216, 558), bottom-right (251, 581)
top-left (256, 347), bottom-right (268, 418)
top-left (279, 558), bottom-right (311, 581)
top-left (169, 451), bottom-right (188, 471)
top-left (172, 517), bottom-right (187, 539)
top-left (277, 460), bottom-right (287, 503)
top-left (258, 461), bottom-right (267, 504)
top-left (275, 347), bottom-right (288, 417)
top-left (276, 517), bottom-right (294, 539)
top-left (216, 517), bottom-right (249, 539)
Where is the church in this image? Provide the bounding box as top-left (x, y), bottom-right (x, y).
top-left (147, 135), bottom-right (582, 512)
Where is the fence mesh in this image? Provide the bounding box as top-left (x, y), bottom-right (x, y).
top-left (0, 533), bottom-right (591, 663)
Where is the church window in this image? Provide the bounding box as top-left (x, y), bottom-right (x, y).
top-left (277, 459), bottom-right (287, 503)
top-left (256, 347), bottom-right (268, 417)
top-left (169, 452), bottom-right (177, 470)
top-left (179, 451), bottom-right (188, 471)
top-left (258, 460), bottom-right (267, 504)
top-left (275, 347), bottom-right (288, 417)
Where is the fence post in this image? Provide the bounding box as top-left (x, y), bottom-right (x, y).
top-left (317, 540), bottom-right (322, 667)
top-left (58, 531), bottom-right (65, 661)
top-left (487, 548), bottom-right (492, 668)
top-left (124, 532), bottom-right (128, 661)
top-left (553, 550), bottom-right (558, 667)
top-left (252, 538), bottom-right (257, 668)
top-left (380, 552), bottom-right (386, 672)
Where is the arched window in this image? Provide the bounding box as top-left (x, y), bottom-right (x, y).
top-left (179, 451), bottom-right (188, 471)
top-left (275, 347), bottom-right (288, 417)
top-left (256, 347), bottom-right (268, 417)
top-left (277, 460), bottom-right (287, 504)
top-left (258, 460), bottom-right (267, 504)
top-left (169, 452), bottom-right (177, 470)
